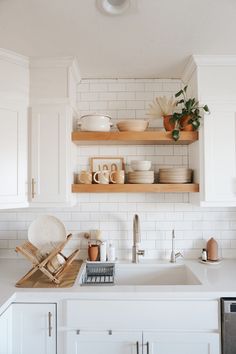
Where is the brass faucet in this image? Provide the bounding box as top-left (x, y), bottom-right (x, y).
top-left (132, 214), bottom-right (145, 263)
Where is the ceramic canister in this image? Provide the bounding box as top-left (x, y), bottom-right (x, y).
top-left (207, 237), bottom-right (218, 261)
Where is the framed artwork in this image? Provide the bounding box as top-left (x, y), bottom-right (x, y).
top-left (90, 157), bottom-right (125, 172)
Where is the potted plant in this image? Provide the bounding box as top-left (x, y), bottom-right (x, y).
top-left (171, 85), bottom-right (210, 141)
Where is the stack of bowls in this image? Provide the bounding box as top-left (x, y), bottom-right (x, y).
top-left (128, 161), bottom-right (154, 184)
top-left (159, 168), bottom-right (193, 184)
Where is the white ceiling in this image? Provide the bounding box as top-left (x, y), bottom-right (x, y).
top-left (0, 0), bottom-right (236, 79)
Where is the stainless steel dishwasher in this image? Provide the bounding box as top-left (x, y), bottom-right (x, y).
top-left (221, 298), bottom-right (236, 354)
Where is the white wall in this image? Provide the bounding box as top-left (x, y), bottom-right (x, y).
top-left (0, 78), bottom-right (236, 260)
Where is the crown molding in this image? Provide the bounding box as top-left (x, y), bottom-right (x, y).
top-left (0, 48), bottom-right (29, 68)
top-left (70, 57), bottom-right (81, 83)
top-left (193, 54), bottom-right (236, 66)
top-left (182, 55), bottom-right (236, 83)
top-left (30, 56), bottom-right (81, 83)
top-left (181, 56), bottom-right (197, 83)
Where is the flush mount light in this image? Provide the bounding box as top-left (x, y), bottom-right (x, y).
top-left (97, 0), bottom-right (130, 15)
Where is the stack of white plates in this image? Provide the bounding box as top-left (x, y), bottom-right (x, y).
top-left (159, 168), bottom-right (193, 184)
top-left (128, 171), bottom-right (154, 184)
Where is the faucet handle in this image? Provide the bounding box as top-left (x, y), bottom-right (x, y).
top-left (175, 252), bottom-right (183, 259)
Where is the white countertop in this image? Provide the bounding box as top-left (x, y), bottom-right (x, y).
top-left (1, 258), bottom-right (236, 314)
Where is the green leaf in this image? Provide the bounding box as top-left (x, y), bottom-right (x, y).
top-left (177, 99), bottom-right (184, 105)
top-left (183, 85), bottom-right (188, 92)
top-left (203, 105), bottom-right (210, 112)
top-left (172, 129), bottom-right (180, 141)
top-left (192, 120), bottom-right (200, 130)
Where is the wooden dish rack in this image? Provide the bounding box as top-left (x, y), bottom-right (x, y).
top-left (15, 234), bottom-right (80, 285)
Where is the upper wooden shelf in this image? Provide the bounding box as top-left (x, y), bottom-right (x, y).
top-left (71, 131), bottom-right (199, 145)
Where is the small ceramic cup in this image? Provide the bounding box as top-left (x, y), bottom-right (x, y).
top-left (110, 170), bottom-right (125, 184)
top-left (93, 170), bottom-right (110, 184)
top-left (79, 170), bottom-right (92, 184)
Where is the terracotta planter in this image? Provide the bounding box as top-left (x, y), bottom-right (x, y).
top-left (88, 244), bottom-right (99, 261)
top-left (180, 115), bottom-right (193, 131)
top-left (163, 115), bottom-right (175, 131)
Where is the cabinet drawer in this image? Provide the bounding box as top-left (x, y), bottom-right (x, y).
top-left (65, 299), bottom-right (218, 331)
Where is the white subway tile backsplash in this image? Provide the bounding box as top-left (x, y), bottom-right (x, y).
top-left (0, 78), bottom-right (236, 260)
top-left (126, 100), bottom-right (145, 109)
top-left (108, 101), bottom-right (126, 110)
top-left (89, 101), bottom-right (108, 110)
top-left (108, 83), bottom-right (126, 92)
top-left (145, 83), bottom-right (163, 91)
top-left (90, 83), bottom-right (108, 92)
top-left (126, 83), bottom-right (145, 92)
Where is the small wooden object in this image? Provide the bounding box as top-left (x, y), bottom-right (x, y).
top-left (207, 237), bottom-right (218, 261)
top-left (15, 234), bottom-right (80, 285)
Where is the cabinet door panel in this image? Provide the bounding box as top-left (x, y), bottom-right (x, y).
top-left (143, 332), bottom-right (220, 354)
top-left (30, 105), bottom-right (66, 203)
top-left (0, 307), bottom-right (12, 354)
top-left (204, 109), bottom-right (236, 203)
top-left (0, 104), bottom-right (28, 208)
top-left (66, 331), bottom-right (141, 354)
top-left (12, 303), bottom-right (56, 354)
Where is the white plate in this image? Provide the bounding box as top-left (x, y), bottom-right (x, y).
top-left (28, 215), bottom-right (67, 252)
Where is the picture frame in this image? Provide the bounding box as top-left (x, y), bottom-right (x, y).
top-left (90, 157), bottom-right (125, 172)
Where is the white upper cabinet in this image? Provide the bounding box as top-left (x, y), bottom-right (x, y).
top-left (185, 55), bottom-right (236, 206)
top-left (29, 57), bottom-right (80, 206)
top-left (0, 49), bottom-right (29, 209)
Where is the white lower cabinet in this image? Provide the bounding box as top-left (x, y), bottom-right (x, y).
top-left (66, 330), bottom-right (220, 354)
top-left (65, 299), bottom-right (220, 354)
top-left (143, 332), bottom-right (220, 354)
top-left (0, 306), bottom-right (12, 354)
top-left (12, 303), bottom-right (56, 354)
top-left (66, 330), bottom-right (142, 354)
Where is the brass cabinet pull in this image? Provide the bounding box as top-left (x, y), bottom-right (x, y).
top-left (31, 178), bottom-right (36, 199)
top-left (48, 312), bottom-right (52, 337)
top-left (136, 341), bottom-right (139, 354)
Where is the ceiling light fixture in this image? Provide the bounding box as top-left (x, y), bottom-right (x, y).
top-left (97, 0), bottom-right (130, 15)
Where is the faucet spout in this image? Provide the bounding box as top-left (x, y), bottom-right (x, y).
top-left (133, 214), bottom-right (140, 245)
top-left (132, 214), bottom-right (145, 263)
top-left (170, 229), bottom-right (183, 263)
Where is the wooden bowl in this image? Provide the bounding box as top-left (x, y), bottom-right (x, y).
top-left (116, 120), bottom-right (149, 132)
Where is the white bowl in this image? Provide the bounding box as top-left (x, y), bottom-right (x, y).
top-left (131, 160), bottom-right (152, 171)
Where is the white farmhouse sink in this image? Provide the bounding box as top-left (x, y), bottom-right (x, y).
top-left (115, 263), bottom-right (201, 286)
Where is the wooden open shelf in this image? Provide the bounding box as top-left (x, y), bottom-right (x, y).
top-left (72, 184), bottom-right (199, 193)
top-left (72, 131), bottom-right (198, 145)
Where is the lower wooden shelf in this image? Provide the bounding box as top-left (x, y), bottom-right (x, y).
top-left (72, 183), bottom-right (199, 193)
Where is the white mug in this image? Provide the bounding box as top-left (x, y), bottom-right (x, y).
top-left (93, 170), bottom-right (110, 184)
top-left (110, 170), bottom-right (125, 184)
